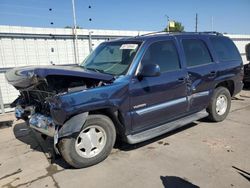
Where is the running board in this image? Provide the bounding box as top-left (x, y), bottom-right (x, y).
top-left (126, 109), bottom-right (208, 144)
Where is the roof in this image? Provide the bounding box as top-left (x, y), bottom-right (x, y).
top-left (111, 31), bottom-right (226, 42)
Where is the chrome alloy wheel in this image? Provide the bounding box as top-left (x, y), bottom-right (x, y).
top-left (75, 125), bottom-right (107, 158)
top-left (216, 94), bottom-right (228, 115)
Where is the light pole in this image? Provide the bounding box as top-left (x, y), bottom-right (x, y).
top-left (71, 0), bottom-right (80, 64)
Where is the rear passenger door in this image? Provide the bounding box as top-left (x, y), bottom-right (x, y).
top-left (179, 37), bottom-right (217, 112)
top-left (130, 39), bottom-right (188, 132)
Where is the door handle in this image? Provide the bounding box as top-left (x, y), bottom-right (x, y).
top-left (209, 71), bottom-right (216, 75)
top-left (178, 77), bottom-right (185, 82)
top-left (208, 71), bottom-right (216, 78)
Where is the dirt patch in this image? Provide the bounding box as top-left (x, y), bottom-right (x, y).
top-left (202, 138), bottom-right (233, 152)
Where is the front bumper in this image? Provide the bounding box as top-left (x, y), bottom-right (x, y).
top-left (15, 105), bottom-right (60, 154)
top-left (29, 113), bottom-right (57, 137)
top-left (15, 106), bottom-right (89, 140)
top-left (15, 105), bottom-right (57, 137)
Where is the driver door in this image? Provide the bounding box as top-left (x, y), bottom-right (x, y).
top-left (129, 39), bottom-right (188, 132)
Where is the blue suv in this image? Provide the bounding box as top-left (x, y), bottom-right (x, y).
top-left (6, 32), bottom-right (243, 168)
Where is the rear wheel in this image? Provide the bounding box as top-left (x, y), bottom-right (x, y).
top-left (207, 87), bottom-right (231, 122)
top-left (58, 114), bottom-right (116, 168)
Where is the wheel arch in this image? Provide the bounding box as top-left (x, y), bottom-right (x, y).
top-left (88, 108), bottom-right (127, 139)
top-left (58, 107), bottom-right (127, 141)
top-left (215, 80), bottom-right (234, 96)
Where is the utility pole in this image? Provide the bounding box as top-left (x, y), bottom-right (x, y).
top-left (195, 13), bottom-right (198, 32)
top-left (167, 16), bottom-right (170, 32)
top-left (164, 14), bottom-right (170, 32)
top-left (71, 0), bottom-right (80, 64)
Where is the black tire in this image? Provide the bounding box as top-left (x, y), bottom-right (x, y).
top-left (58, 114), bottom-right (116, 168)
top-left (207, 87), bottom-right (231, 122)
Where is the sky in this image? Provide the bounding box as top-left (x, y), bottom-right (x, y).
top-left (0, 0), bottom-right (249, 34)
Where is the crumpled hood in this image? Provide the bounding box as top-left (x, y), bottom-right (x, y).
top-left (5, 65), bottom-right (114, 88)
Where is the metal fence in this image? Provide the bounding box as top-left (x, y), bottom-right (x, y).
top-left (0, 26), bottom-right (250, 114)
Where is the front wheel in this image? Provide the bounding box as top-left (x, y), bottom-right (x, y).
top-left (58, 114), bottom-right (116, 168)
top-left (207, 87), bottom-right (231, 122)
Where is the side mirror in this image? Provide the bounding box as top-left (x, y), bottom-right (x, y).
top-left (246, 43), bottom-right (250, 61)
top-left (138, 64), bottom-right (161, 78)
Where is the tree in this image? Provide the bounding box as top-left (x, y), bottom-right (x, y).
top-left (164, 21), bottom-right (184, 32)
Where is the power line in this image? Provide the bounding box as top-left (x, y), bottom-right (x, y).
top-left (0, 3), bottom-right (72, 14)
top-left (0, 12), bottom-right (48, 18)
top-left (0, 4), bottom-right (48, 11)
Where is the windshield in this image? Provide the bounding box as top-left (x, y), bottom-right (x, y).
top-left (81, 41), bottom-right (141, 75)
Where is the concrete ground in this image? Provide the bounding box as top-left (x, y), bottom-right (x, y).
top-left (0, 90), bottom-right (250, 188)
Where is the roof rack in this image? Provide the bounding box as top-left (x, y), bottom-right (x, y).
top-left (138, 31), bottom-right (223, 37)
top-left (198, 31), bottom-right (223, 36)
top-left (139, 31), bottom-right (168, 37)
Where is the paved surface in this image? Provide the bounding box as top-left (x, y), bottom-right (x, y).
top-left (0, 90), bottom-right (250, 188)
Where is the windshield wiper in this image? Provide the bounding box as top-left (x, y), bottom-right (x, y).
top-left (81, 66), bottom-right (103, 73)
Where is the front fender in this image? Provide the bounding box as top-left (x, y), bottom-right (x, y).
top-left (58, 112), bottom-right (89, 138)
top-left (50, 81), bottom-right (129, 125)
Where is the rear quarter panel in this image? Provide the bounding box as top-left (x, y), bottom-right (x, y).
top-left (206, 36), bottom-right (243, 96)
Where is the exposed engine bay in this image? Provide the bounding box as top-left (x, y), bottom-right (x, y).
top-left (5, 65), bottom-right (114, 144)
top-left (12, 75), bottom-right (108, 118)
top-left (11, 75), bottom-right (105, 115)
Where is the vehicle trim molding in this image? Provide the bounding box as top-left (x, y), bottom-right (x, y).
top-left (135, 97), bottom-right (187, 115)
top-left (135, 90), bottom-right (210, 115)
top-left (192, 91), bottom-right (210, 98)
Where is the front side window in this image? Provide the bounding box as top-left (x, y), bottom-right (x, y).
top-left (141, 40), bottom-right (180, 72)
top-left (81, 42), bottom-right (141, 75)
top-left (210, 37), bottom-right (241, 62)
top-left (182, 39), bottom-right (212, 67)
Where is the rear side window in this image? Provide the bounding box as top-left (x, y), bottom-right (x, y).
top-left (141, 40), bottom-right (180, 72)
top-left (210, 37), bottom-right (241, 61)
top-left (182, 39), bottom-right (212, 67)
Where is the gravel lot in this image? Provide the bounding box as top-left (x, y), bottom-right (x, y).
top-left (0, 90), bottom-right (250, 188)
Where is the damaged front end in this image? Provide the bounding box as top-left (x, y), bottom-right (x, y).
top-left (6, 65), bottom-right (114, 151)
